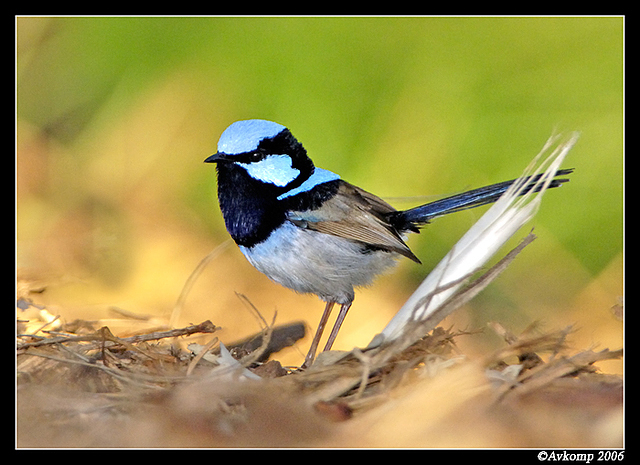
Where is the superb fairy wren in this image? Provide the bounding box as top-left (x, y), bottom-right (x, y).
top-left (205, 120), bottom-right (572, 367)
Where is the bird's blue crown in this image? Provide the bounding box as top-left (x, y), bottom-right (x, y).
top-left (217, 119), bottom-right (286, 155)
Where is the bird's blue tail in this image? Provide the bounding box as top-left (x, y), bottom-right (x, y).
top-left (394, 168), bottom-right (573, 227)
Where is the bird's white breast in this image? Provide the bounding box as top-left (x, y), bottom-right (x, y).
top-left (239, 221), bottom-right (402, 305)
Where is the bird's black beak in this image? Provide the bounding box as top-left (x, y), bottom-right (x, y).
top-left (204, 152), bottom-right (228, 163)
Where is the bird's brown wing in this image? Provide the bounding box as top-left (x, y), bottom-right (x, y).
top-left (287, 181), bottom-right (421, 263)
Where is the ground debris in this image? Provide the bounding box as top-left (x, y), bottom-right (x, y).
top-left (16, 301), bottom-right (622, 448)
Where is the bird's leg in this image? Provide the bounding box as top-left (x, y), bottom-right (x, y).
top-left (322, 301), bottom-right (353, 353)
top-left (302, 301), bottom-right (335, 368)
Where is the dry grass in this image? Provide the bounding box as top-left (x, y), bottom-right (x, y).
top-left (17, 252), bottom-right (623, 448)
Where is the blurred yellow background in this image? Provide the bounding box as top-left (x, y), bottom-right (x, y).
top-left (16, 16), bottom-right (623, 371)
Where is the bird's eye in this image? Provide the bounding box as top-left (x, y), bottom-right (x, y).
top-left (249, 152), bottom-right (264, 162)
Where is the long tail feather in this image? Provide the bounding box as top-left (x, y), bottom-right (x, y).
top-left (396, 168), bottom-right (573, 227)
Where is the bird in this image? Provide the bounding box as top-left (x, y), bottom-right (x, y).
top-left (204, 119), bottom-right (572, 368)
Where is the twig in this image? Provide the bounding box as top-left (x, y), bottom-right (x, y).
top-left (17, 320), bottom-right (219, 350)
top-left (186, 337), bottom-right (219, 376)
top-left (224, 322), bottom-right (306, 363)
top-left (21, 349), bottom-right (177, 390)
top-left (234, 293), bottom-right (276, 367)
top-left (351, 349), bottom-right (372, 400)
top-left (169, 240), bottom-right (232, 327)
top-left (493, 348), bottom-right (623, 402)
top-left (28, 314), bottom-right (61, 336)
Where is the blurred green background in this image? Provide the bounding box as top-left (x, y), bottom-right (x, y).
top-left (16, 16), bottom-right (623, 368)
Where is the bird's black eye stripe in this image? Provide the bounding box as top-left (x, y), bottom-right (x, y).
top-left (233, 151), bottom-right (266, 164)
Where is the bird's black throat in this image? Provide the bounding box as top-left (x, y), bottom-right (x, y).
top-left (215, 163), bottom-right (287, 247)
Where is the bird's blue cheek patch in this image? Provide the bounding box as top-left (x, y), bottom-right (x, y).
top-left (278, 168), bottom-right (340, 200)
top-left (242, 154), bottom-right (301, 187)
